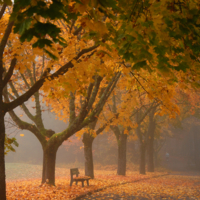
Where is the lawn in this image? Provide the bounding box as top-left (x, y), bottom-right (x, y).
top-left (5, 163), bottom-right (200, 200)
top-left (6, 163), bottom-right (42, 181)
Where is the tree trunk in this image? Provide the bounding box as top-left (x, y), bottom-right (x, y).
top-left (42, 147), bottom-right (58, 185)
top-left (154, 151), bottom-right (159, 168)
top-left (147, 133), bottom-right (154, 172)
top-left (83, 133), bottom-right (94, 179)
top-left (42, 150), bottom-right (46, 184)
top-left (117, 134), bottom-right (127, 176)
top-left (193, 132), bottom-right (200, 169)
top-left (147, 111), bottom-right (156, 172)
top-left (83, 140), bottom-right (94, 178)
top-left (0, 113), bottom-right (6, 200)
top-left (140, 143), bottom-right (146, 174)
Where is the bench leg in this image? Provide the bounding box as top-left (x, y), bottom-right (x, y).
top-left (87, 180), bottom-right (89, 186)
top-left (70, 180), bottom-right (73, 186)
top-left (82, 181), bottom-right (84, 187)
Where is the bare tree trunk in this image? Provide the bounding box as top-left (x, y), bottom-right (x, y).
top-left (147, 108), bottom-right (156, 172)
top-left (117, 134), bottom-right (127, 176)
top-left (42, 147), bottom-right (58, 185)
top-left (147, 121), bottom-right (155, 172)
top-left (83, 136), bottom-right (94, 178)
top-left (193, 132), bottom-right (200, 170)
top-left (140, 143), bottom-right (146, 174)
top-left (110, 127), bottom-right (128, 176)
top-left (0, 113), bottom-right (6, 200)
top-left (154, 140), bottom-right (159, 167)
top-left (147, 135), bottom-right (154, 172)
top-left (82, 119), bottom-right (97, 179)
top-left (42, 150), bottom-right (46, 184)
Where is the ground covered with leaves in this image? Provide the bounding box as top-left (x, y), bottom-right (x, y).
top-left (6, 163), bottom-right (200, 200)
top-left (83, 174), bottom-right (200, 200)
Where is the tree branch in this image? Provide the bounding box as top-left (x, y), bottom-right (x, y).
top-left (3, 57), bottom-right (17, 87)
top-left (103, 72), bottom-right (121, 104)
top-left (49, 44), bottom-right (99, 80)
top-left (95, 113), bottom-right (119, 136)
top-left (0, 20), bottom-right (14, 59)
top-left (87, 76), bottom-right (103, 113)
top-left (5, 44), bottom-right (99, 112)
top-left (8, 81), bottom-right (35, 121)
top-left (80, 72), bottom-right (120, 128)
top-left (20, 72), bottom-right (31, 90)
top-left (52, 72), bottom-right (120, 145)
top-left (34, 91), bottom-right (45, 131)
top-left (69, 91), bottom-right (76, 124)
top-left (73, 26), bottom-right (82, 36)
top-left (0, 4), bottom-right (7, 20)
top-left (33, 62), bottom-right (36, 83)
top-left (26, 67), bottom-right (35, 86)
top-left (77, 82), bottom-right (94, 122)
top-left (3, 86), bottom-right (46, 143)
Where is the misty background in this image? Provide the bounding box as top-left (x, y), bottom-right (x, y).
top-left (5, 99), bottom-right (200, 173)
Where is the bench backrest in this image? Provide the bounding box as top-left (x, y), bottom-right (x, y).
top-left (70, 168), bottom-right (79, 179)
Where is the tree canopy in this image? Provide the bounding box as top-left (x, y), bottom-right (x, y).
top-left (0, 1), bottom-right (200, 200)
top-left (1, 0), bottom-right (199, 73)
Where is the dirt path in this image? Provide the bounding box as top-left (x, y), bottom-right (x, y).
top-left (79, 172), bottom-right (200, 200)
top-left (169, 170), bottom-right (200, 176)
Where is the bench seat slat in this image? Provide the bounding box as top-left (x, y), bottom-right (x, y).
top-left (73, 176), bottom-right (90, 181)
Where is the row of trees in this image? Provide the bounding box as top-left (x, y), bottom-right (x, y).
top-left (1, 0), bottom-right (200, 199)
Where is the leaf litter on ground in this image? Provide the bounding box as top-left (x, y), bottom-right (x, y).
top-left (83, 174), bottom-right (200, 200)
top-left (6, 163), bottom-right (200, 200)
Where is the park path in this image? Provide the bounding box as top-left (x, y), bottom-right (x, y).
top-left (74, 173), bottom-right (170, 200)
top-left (76, 171), bottom-right (200, 200)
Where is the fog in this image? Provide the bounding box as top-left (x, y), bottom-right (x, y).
top-left (160, 117), bottom-right (200, 172)
top-left (5, 100), bottom-right (200, 174)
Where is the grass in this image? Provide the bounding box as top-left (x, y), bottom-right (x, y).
top-left (5, 162), bottom-right (169, 181)
top-left (6, 163), bottom-right (43, 181)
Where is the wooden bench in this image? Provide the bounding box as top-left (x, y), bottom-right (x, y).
top-left (70, 168), bottom-right (90, 187)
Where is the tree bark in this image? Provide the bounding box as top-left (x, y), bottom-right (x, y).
top-left (82, 119), bottom-right (98, 179)
top-left (147, 135), bottom-right (154, 172)
top-left (154, 140), bottom-right (159, 167)
top-left (0, 113), bottom-right (6, 200)
top-left (193, 132), bottom-right (200, 170)
top-left (117, 134), bottom-right (127, 176)
top-left (147, 122), bottom-right (155, 172)
top-left (42, 150), bottom-right (46, 184)
top-left (83, 136), bottom-right (94, 178)
top-left (140, 143), bottom-right (146, 174)
top-left (147, 108), bottom-right (156, 172)
top-left (83, 127), bottom-right (95, 179)
top-left (42, 147), bottom-right (58, 185)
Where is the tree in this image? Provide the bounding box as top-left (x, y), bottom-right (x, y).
top-left (3, 0), bottom-right (200, 72)
top-left (4, 58), bottom-right (120, 185)
top-left (135, 103), bottom-right (157, 174)
top-left (101, 85), bottom-right (153, 175)
top-left (81, 89), bottom-right (131, 177)
top-left (82, 120), bottom-right (97, 179)
top-left (1, 1), bottom-right (200, 199)
top-left (107, 93), bottom-right (131, 176)
top-left (9, 0), bottom-right (120, 58)
top-left (0, 4), bottom-right (109, 200)
top-left (82, 119), bottom-right (104, 178)
top-left (146, 107), bottom-right (157, 172)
